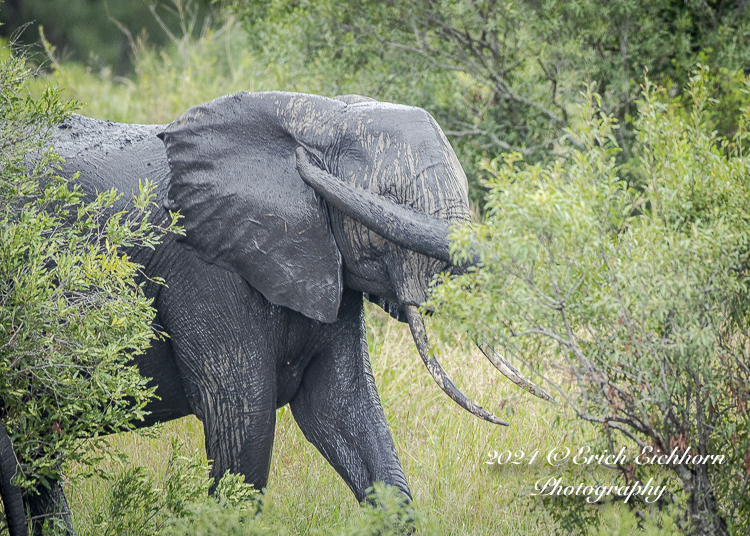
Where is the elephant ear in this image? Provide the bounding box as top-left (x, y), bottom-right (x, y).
top-left (160, 91), bottom-right (343, 323)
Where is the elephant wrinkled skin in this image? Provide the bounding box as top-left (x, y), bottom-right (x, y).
top-left (4, 92), bottom-right (550, 535)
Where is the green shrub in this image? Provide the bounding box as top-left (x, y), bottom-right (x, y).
top-left (91, 439), bottom-right (225, 536)
top-left (429, 69), bottom-right (750, 535)
top-left (91, 450), bottom-right (416, 536)
top-left (329, 483), bottom-right (418, 536)
top-left (0, 39), bottom-right (178, 512)
top-left (161, 500), bottom-right (275, 536)
top-left (587, 501), bottom-right (682, 536)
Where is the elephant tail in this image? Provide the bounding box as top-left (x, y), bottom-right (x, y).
top-left (0, 421), bottom-right (26, 536)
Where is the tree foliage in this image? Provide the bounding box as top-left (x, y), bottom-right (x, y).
top-left (428, 70), bottom-right (750, 534)
top-left (231, 0), bottom-right (750, 200)
top-left (0, 0), bottom-right (216, 75)
top-left (0, 45), bottom-right (178, 494)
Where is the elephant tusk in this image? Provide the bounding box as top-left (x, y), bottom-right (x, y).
top-left (476, 342), bottom-right (555, 402)
top-left (295, 146), bottom-right (454, 264)
top-left (404, 305), bottom-right (509, 426)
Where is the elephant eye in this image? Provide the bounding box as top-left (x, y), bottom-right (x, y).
top-left (302, 149), bottom-right (326, 171)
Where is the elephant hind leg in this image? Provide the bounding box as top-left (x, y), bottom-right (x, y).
top-left (132, 325), bottom-right (192, 428)
top-left (26, 480), bottom-right (74, 536)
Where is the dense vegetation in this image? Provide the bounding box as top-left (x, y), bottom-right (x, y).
top-left (230, 0), bottom-right (750, 197)
top-left (429, 73), bottom-right (750, 534)
top-left (0, 44), bottom-right (178, 532)
top-left (1, 0), bottom-right (750, 533)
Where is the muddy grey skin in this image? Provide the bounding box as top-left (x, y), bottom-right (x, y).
top-left (8, 92), bottom-right (551, 535)
top-left (0, 423), bottom-right (25, 536)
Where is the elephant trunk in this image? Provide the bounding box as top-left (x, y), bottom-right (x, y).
top-left (297, 147), bottom-right (551, 405)
top-left (295, 147), bottom-right (454, 263)
top-left (0, 422), bottom-right (26, 536)
top-left (404, 305), bottom-right (508, 426)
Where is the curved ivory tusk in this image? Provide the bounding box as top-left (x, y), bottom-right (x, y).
top-left (476, 342), bottom-right (554, 402)
top-left (404, 305), bottom-right (508, 426)
top-left (296, 146), bottom-right (453, 263)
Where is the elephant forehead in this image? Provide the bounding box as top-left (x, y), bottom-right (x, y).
top-left (334, 104), bottom-right (470, 221)
top-left (273, 92), bottom-right (344, 141)
top-left (271, 93), bottom-right (470, 222)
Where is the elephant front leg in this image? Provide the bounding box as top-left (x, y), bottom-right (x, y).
top-left (158, 254), bottom-right (279, 492)
top-left (198, 387), bottom-right (276, 490)
top-left (170, 326), bottom-right (278, 491)
top-left (289, 291), bottom-right (411, 502)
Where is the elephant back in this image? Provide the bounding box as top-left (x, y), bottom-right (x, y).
top-left (53, 115), bottom-right (171, 212)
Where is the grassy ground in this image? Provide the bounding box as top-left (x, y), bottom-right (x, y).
top-left (64, 306), bottom-right (565, 535)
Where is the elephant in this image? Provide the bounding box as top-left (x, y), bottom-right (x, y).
top-left (2, 91), bottom-right (551, 535)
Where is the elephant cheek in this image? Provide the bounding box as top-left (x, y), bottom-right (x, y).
top-left (384, 248), bottom-right (442, 306)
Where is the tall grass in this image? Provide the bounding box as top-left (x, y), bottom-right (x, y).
top-left (39, 17), bottom-right (570, 534)
top-left (64, 307), bottom-right (563, 535)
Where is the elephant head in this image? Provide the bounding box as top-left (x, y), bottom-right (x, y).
top-left (159, 91), bottom-right (550, 426)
